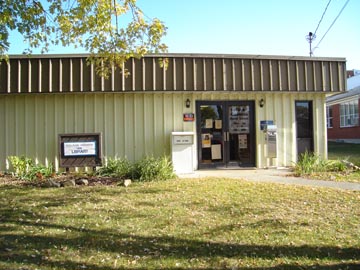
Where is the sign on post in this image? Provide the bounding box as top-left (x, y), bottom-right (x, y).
top-left (59, 133), bottom-right (102, 170)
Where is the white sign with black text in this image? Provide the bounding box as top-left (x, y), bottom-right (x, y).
top-left (64, 141), bottom-right (96, 157)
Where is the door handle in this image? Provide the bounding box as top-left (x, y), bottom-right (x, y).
top-left (223, 132), bottom-right (230, 142)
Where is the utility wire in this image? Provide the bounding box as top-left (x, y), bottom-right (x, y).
top-left (313, 0), bottom-right (350, 52)
top-left (313, 0), bottom-right (332, 36)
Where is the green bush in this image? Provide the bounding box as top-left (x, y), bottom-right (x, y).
top-left (132, 155), bottom-right (176, 182)
top-left (294, 151), bottom-right (347, 176)
top-left (8, 156), bottom-right (33, 179)
top-left (8, 156), bottom-right (54, 180)
top-left (96, 157), bottom-right (132, 179)
top-left (26, 163), bottom-right (54, 180)
top-left (327, 160), bottom-right (347, 172)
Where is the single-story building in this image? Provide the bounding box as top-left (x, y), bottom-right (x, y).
top-left (0, 54), bottom-right (346, 172)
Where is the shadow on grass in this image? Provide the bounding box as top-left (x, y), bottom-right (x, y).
top-left (1, 219), bottom-right (359, 270)
top-left (1, 184), bottom-right (359, 269)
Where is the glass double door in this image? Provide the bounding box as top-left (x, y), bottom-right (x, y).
top-left (196, 101), bottom-right (255, 168)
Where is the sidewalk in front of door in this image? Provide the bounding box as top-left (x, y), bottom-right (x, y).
top-left (178, 168), bottom-right (360, 191)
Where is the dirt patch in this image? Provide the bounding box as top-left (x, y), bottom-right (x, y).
top-left (0, 173), bottom-right (123, 187)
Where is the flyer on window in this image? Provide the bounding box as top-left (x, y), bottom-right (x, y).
top-left (238, 134), bottom-right (248, 149)
top-left (202, 133), bottom-right (211, 148)
top-left (215, 120), bottom-right (222, 129)
top-left (205, 119), bottom-right (213, 128)
top-left (211, 144), bottom-right (222, 159)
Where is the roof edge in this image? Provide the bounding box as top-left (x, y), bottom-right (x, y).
top-left (7, 53), bottom-right (346, 62)
top-left (327, 86), bottom-right (360, 104)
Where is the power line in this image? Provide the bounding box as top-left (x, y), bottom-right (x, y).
top-left (306, 0), bottom-right (332, 57)
top-left (313, 0), bottom-right (350, 53)
top-left (313, 0), bottom-right (332, 36)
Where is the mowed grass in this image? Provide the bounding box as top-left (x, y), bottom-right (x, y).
top-left (328, 141), bottom-right (360, 166)
top-left (327, 141), bottom-right (360, 183)
top-left (0, 178), bottom-right (359, 270)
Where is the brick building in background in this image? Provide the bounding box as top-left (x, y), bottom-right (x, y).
top-left (327, 70), bottom-right (360, 143)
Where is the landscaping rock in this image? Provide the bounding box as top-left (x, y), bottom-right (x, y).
top-left (76, 179), bottom-right (89, 186)
top-left (47, 178), bottom-right (61, 188)
top-left (342, 160), bottom-right (360, 171)
top-left (123, 179), bottom-right (132, 187)
top-left (61, 179), bottom-right (76, 187)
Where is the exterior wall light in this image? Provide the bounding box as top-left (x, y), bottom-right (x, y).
top-left (259, 98), bottom-right (265, 108)
top-left (185, 98), bottom-right (191, 108)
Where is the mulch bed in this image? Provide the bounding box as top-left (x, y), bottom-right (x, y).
top-left (0, 173), bottom-right (122, 187)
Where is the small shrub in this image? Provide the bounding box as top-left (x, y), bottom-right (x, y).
top-left (294, 151), bottom-right (347, 176)
top-left (8, 156), bottom-right (33, 179)
top-left (132, 155), bottom-right (176, 182)
top-left (294, 152), bottom-right (319, 175)
top-left (26, 163), bottom-right (54, 180)
top-left (327, 160), bottom-right (347, 172)
top-left (96, 157), bottom-right (132, 179)
top-left (8, 156), bottom-right (54, 180)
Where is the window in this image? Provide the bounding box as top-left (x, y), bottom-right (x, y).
top-left (326, 106), bottom-right (333, 128)
top-left (340, 100), bottom-right (359, 127)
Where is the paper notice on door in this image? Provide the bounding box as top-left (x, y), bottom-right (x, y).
top-left (215, 120), bottom-right (222, 129)
top-left (238, 134), bottom-right (248, 149)
top-left (211, 144), bottom-right (222, 160)
top-left (205, 119), bottom-right (213, 128)
top-left (202, 133), bottom-right (211, 148)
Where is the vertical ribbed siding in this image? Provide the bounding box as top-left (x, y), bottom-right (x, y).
top-left (1, 55), bottom-right (346, 93)
top-left (0, 93), bottom-right (192, 170)
top-left (0, 91), bottom-right (328, 170)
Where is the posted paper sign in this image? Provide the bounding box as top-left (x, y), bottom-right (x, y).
top-left (211, 144), bottom-right (222, 160)
top-left (64, 141), bottom-right (96, 157)
top-left (205, 119), bottom-right (213, 128)
top-left (238, 134), bottom-right (248, 149)
top-left (202, 134), bottom-right (211, 148)
top-left (215, 120), bottom-right (222, 129)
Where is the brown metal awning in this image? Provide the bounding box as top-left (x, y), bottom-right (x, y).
top-left (0, 53), bottom-right (346, 94)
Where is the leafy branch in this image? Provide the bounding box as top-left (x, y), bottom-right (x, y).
top-left (0, 0), bottom-right (168, 77)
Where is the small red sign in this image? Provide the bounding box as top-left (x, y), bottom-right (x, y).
top-left (183, 113), bottom-right (195, 122)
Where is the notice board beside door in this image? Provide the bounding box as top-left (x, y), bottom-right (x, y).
top-left (59, 133), bottom-right (102, 170)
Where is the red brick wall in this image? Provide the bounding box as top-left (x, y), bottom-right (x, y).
top-left (327, 99), bottom-right (360, 139)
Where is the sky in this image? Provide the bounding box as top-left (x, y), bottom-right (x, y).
top-left (7, 0), bottom-right (360, 70)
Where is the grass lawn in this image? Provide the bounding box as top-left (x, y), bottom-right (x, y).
top-left (324, 142), bottom-right (360, 183)
top-left (0, 178), bottom-right (359, 269)
top-left (328, 141), bottom-right (360, 166)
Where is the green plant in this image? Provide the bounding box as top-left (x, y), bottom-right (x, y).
top-left (8, 156), bottom-right (33, 179)
top-left (326, 159), bottom-right (348, 172)
top-left (132, 155), bottom-right (176, 182)
top-left (96, 157), bottom-right (132, 179)
top-left (26, 163), bottom-right (54, 180)
top-left (294, 151), bottom-right (327, 176)
top-left (8, 156), bottom-right (54, 181)
top-left (294, 151), bottom-right (348, 176)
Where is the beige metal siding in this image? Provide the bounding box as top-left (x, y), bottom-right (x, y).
top-left (0, 93), bottom-right (193, 171)
top-left (2, 54), bottom-right (346, 94)
top-left (0, 91), bottom-right (328, 171)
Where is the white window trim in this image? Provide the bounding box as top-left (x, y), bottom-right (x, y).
top-left (340, 100), bottom-right (359, 128)
top-left (326, 106), bottom-right (333, 128)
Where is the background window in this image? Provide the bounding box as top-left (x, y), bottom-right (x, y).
top-left (326, 106), bottom-right (333, 128)
top-left (340, 100), bottom-right (359, 127)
